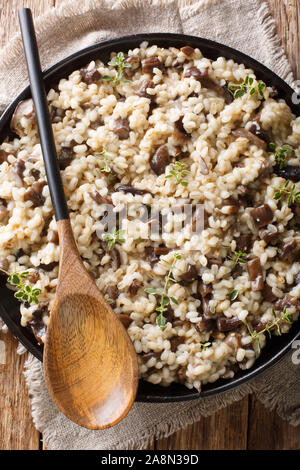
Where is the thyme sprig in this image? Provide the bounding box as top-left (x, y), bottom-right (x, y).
top-left (230, 289), bottom-right (239, 301)
top-left (6, 270), bottom-right (41, 304)
top-left (269, 143), bottom-right (294, 169)
top-left (94, 149), bottom-right (116, 181)
top-left (273, 180), bottom-right (300, 206)
top-left (165, 161), bottom-right (189, 187)
top-left (229, 250), bottom-right (247, 266)
top-left (102, 227), bottom-right (125, 250)
top-left (103, 52), bottom-right (131, 84)
top-left (228, 75), bottom-right (266, 100)
top-left (145, 253), bottom-right (182, 330)
top-left (247, 307), bottom-right (293, 351)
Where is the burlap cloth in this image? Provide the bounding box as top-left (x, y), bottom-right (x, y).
top-left (0, 0), bottom-right (299, 450)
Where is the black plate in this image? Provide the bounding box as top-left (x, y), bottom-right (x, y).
top-left (0, 33), bottom-right (299, 402)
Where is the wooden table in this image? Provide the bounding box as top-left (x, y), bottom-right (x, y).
top-left (0, 0), bottom-right (299, 451)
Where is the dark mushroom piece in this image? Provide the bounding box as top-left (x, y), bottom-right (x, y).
top-left (11, 159), bottom-right (26, 185)
top-left (150, 144), bottom-right (170, 175)
top-left (89, 191), bottom-right (112, 205)
top-left (154, 246), bottom-right (171, 256)
top-left (141, 351), bottom-right (161, 362)
top-left (174, 116), bottom-right (191, 137)
top-left (128, 279), bottom-right (143, 296)
top-left (274, 294), bottom-right (298, 312)
top-left (115, 185), bottom-right (150, 196)
top-left (113, 118), bottom-right (130, 140)
top-left (0, 149), bottom-right (9, 164)
top-left (262, 284), bottom-right (277, 302)
top-left (217, 317), bottom-right (242, 332)
top-left (38, 261), bottom-right (58, 272)
top-left (184, 66), bottom-right (227, 97)
top-left (232, 127), bottom-right (267, 150)
top-left (27, 271), bottom-right (40, 284)
top-left (170, 336), bottom-right (185, 352)
top-left (24, 181), bottom-right (47, 207)
top-left (165, 304), bottom-right (175, 323)
top-left (29, 305), bottom-right (48, 345)
top-left (179, 264), bottom-right (198, 283)
top-left (197, 280), bottom-right (212, 298)
top-left (80, 67), bottom-right (101, 85)
top-left (278, 240), bottom-right (297, 261)
top-left (235, 234), bottom-right (252, 252)
top-left (10, 99), bottom-right (35, 135)
top-left (222, 85), bottom-right (234, 104)
top-left (180, 46), bottom-right (194, 56)
top-left (259, 226), bottom-right (278, 244)
top-left (250, 204), bottom-right (273, 228)
top-left (145, 246), bottom-right (160, 267)
top-left (57, 148), bottom-right (74, 170)
top-left (247, 256), bottom-right (264, 291)
top-left (135, 80), bottom-right (155, 99)
top-left (222, 196), bottom-right (240, 215)
top-left (111, 248), bottom-right (121, 270)
top-left (141, 57), bottom-right (165, 74)
top-left (248, 121), bottom-right (272, 145)
top-left (194, 315), bottom-right (216, 333)
top-left (104, 285), bottom-right (119, 308)
top-left (273, 165), bottom-right (300, 182)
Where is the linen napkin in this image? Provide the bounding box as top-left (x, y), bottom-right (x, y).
top-left (0, 0), bottom-right (299, 450)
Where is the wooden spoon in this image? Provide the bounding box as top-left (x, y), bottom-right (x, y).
top-left (19, 8), bottom-right (138, 429)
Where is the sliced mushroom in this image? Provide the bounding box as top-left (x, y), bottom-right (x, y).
top-left (274, 294), bottom-right (298, 312)
top-left (113, 118), bottom-right (130, 140)
top-left (179, 264), bottom-right (198, 283)
top-left (141, 57), bottom-right (165, 74)
top-left (115, 185), bottom-right (150, 196)
top-left (262, 284), bottom-right (277, 302)
top-left (11, 159), bottom-right (26, 186)
top-left (128, 279), bottom-right (143, 296)
top-left (259, 226), bottom-right (278, 244)
top-left (10, 99), bottom-right (35, 135)
top-left (197, 280), bottom-right (212, 298)
top-left (154, 246), bottom-right (171, 256)
top-left (58, 148), bottom-right (74, 170)
top-left (232, 127), bottom-right (267, 150)
top-left (111, 248), bottom-right (121, 270)
top-left (235, 234), bottom-right (252, 252)
top-left (89, 191), bottom-right (112, 205)
top-left (247, 256), bottom-right (264, 291)
top-left (150, 144), bottom-right (170, 175)
top-left (174, 116), bottom-right (191, 137)
top-left (278, 240), bottom-right (297, 260)
top-left (104, 285), bottom-right (119, 308)
top-left (80, 67), bottom-right (101, 84)
top-left (194, 315), bottom-right (216, 333)
top-left (180, 46), bottom-right (194, 56)
top-left (222, 196), bottom-right (240, 215)
top-left (250, 204), bottom-right (273, 228)
top-left (199, 157), bottom-right (209, 175)
top-left (0, 149), bottom-right (9, 164)
top-left (135, 79), bottom-right (155, 99)
top-left (170, 336), bottom-right (185, 352)
top-left (217, 317), bottom-right (242, 332)
top-left (38, 261), bottom-right (58, 272)
top-left (24, 181), bottom-right (47, 207)
top-left (145, 246), bottom-right (160, 267)
top-left (141, 351), bottom-right (161, 362)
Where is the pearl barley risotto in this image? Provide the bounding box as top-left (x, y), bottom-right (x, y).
top-left (0, 43), bottom-right (299, 391)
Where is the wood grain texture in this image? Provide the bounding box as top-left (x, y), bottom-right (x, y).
top-left (44, 219), bottom-right (138, 430)
top-left (0, 330), bottom-right (40, 450)
top-left (0, 0), bottom-right (299, 450)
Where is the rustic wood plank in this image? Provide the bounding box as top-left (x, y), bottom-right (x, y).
top-left (267, 0), bottom-right (300, 79)
top-left (0, 330), bottom-right (40, 450)
top-left (156, 397), bottom-right (249, 450)
top-left (248, 395), bottom-right (300, 450)
top-left (0, 0), bottom-right (55, 49)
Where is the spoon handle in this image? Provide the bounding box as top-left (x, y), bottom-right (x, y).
top-left (19, 8), bottom-right (69, 222)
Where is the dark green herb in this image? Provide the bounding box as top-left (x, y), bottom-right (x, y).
top-left (102, 227), bottom-right (125, 250)
top-left (165, 161), bottom-right (189, 187)
top-left (230, 289), bottom-right (239, 301)
top-left (198, 342), bottom-right (212, 351)
top-left (247, 306), bottom-right (293, 351)
top-left (269, 143), bottom-right (294, 169)
top-left (229, 250), bottom-right (247, 266)
top-left (102, 52), bottom-right (131, 84)
top-left (273, 179), bottom-right (300, 206)
top-left (228, 75), bottom-right (266, 100)
top-left (145, 253), bottom-right (182, 330)
top-left (7, 270), bottom-right (41, 304)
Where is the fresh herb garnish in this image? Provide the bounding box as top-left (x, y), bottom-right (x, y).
top-left (198, 342), bottom-right (211, 351)
top-left (273, 180), bottom-right (300, 206)
top-left (165, 161), bottom-right (189, 187)
top-left (230, 289), bottom-right (239, 301)
top-left (7, 270), bottom-right (41, 304)
top-left (104, 294), bottom-right (113, 304)
top-left (102, 227), bottom-right (125, 250)
top-left (145, 253), bottom-right (182, 330)
top-left (228, 75), bottom-right (266, 100)
top-left (269, 143), bottom-right (294, 169)
top-left (247, 306), bottom-right (293, 351)
top-left (229, 251), bottom-right (247, 266)
top-left (102, 52), bottom-right (131, 84)
top-left (95, 149), bottom-right (116, 181)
